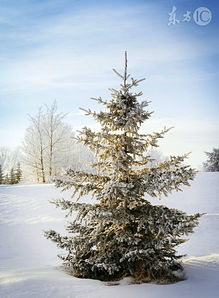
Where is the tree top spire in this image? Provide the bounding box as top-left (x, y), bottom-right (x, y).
top-left (124, 51), bottom-right (128, 84)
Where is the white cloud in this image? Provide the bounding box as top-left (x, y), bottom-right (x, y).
top-left (1, 4), bottom-right (218, 93)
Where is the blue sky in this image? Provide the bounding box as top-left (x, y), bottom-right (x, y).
top-left (0, 0), bottom-right (218, 167)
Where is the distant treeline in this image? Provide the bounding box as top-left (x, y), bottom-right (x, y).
top-left (0, 163), bottom-right (22, 184)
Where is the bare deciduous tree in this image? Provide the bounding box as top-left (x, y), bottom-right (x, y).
top-left (0, 146), bottom-right (21, 173)
top-left (22, 102), bottom-right (76, 182)
top-left (43, 102), bottom-right (73, 177)
top-left (23, 108), bottom-right (47, 183)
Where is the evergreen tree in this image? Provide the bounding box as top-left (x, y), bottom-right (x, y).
top-left (203, 148), bottom-right (219, 172)
top-left (15, 162), bottom-right (22, 183)
top-left (0, 164), bottom-right (4, 184)
top-left (45, 53), bottom-right (201, 283)
top-left (4, 173), bottom-right (10, 184)
top-left (9, 168), bottom-right (16, 184)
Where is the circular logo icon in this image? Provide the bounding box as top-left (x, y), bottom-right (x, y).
top-left (193, 7), bottom-right (212, 26)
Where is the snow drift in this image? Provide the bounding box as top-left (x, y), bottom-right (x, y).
top-left (0, 172), bottom-right (218, 297)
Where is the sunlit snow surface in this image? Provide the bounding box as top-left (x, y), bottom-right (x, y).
top-left (0, 173), bottom-right (218, 298)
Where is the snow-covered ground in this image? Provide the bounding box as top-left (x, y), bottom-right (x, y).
top-left (0, 172), bottom-right (218, 298)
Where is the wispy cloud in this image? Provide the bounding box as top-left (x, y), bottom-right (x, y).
top-left (0, 3), bottom-right (218, 92)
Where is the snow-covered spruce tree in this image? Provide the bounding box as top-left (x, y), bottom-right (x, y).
top-left (0, 164), bottom-right (4, 184)
top-left (4, 173), bottom-right (10, 184)
top-left (9, 168), bottom-right (16, 184)
top-left (45, 53), bottom-right (201, 283)
top-left (203, 148), bottom-right (219, 172)
top-left (15, 162), bottom-right (22, 183)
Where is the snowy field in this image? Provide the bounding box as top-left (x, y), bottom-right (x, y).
top-left (0, 172), bottom-right (218, 298)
